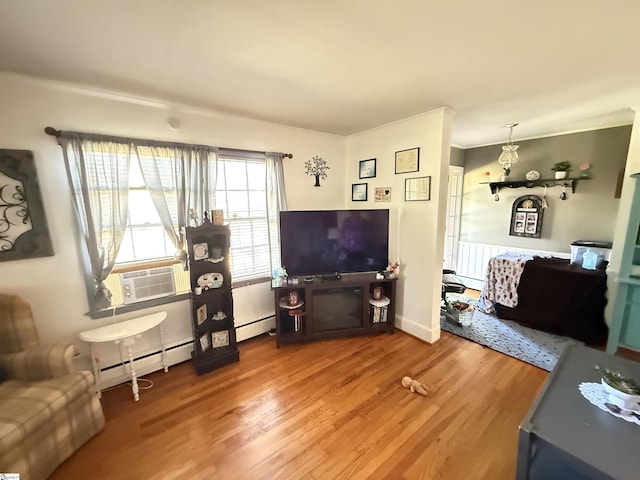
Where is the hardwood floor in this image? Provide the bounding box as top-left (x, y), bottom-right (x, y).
top-left (51, 330), bottom-right (547, 480)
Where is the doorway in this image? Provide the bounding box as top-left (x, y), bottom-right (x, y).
top-left (444, 166), bottom-right (464, 270)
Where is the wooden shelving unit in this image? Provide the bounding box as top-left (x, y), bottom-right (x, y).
top-left (185, 219), bottom-right (239, 375)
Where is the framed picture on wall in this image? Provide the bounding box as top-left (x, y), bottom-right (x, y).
top-left (352, 183), bottom-right (368, 201)
top-left (404, 176), bottom-right (431, 201)
top-left (509, 195), bottom-right (544, 238)
top-left (0, 149), bottom-right (54, 262)
top-left (395, 147), bottom-right (420, 174)
top-left (359, 158), bottom-right (376, 179)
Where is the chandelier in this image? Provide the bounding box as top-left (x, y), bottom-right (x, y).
top-left (498, 123), bottom-right (519, 176)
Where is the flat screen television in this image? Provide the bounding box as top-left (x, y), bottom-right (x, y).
top-left (279, 209), bottom-right (389, 277)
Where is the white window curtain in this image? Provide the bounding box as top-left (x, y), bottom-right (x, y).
top-left (133, 143), bottom-right (218, 267)
top-left (58, 134), bottom-right (131, 310)
top-left (266, 152), bottom-right (287, 272)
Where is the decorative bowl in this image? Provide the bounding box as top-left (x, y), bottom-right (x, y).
top-left (601, 379), bottom-right (640, 411)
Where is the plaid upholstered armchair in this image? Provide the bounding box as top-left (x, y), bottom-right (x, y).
top-left (0, 294), bottom-right (105, 480)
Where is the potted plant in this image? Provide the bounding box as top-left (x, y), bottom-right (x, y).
top-left (551, 161), bottom-right (571, 180)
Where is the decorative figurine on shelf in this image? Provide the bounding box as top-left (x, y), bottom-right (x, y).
top-left (287, 289), bottom-right (299, 306)
top-left (272, 266), bottom-right (287, 280)
top-left (579, 162), bottom-right (592, 178)
top-left (304, 155), bottom-right (329, 187)
top-left (372, 286), bottom-right (384, 301)
top-left (189, 208), bottom-right (199, 226)
top-left (384, 261), bottom-right (399, 278)
top-left (401, 376), bottom-right (429, 396)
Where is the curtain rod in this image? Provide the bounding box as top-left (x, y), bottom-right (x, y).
top-left (44, 127), bottom-right (293, 158)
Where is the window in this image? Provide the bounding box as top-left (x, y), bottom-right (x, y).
top-left (117, 155), bottom-right (176, 264)
top-left (104, 149), bottom-right (277, 310)
top-left (215, 153), bottom-right (273, 281)
top-left (59, 131), bottom-right (286, 316)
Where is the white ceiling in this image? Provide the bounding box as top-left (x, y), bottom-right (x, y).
top-left (0, 1), bottom-right (638, 148)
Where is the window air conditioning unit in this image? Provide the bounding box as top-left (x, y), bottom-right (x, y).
top-left (120, 266), bottom-right (176, 304)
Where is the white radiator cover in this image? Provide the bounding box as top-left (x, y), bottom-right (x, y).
top-left (455, 241), bottom-right (570, 290)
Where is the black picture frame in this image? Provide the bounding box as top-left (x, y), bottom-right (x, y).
top-left (509, 195), bottom-right (544, 238)
top-left (352, 183), bottom-right (368, 202)
top-left (0, 149), bottom-right (54, 262)
top-left (395, 147), bottom-right (420, 174)
top-left (404, 176), bottom-right (431, 201)
top-left (359, 158), bottom-right (376, 179)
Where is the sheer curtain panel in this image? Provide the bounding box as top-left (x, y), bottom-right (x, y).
top-left (59, 134), bottom-right (131, 310)
top-left (266, 152), bottom-right (287, 272)
top-left (133, 143), bottom-right (218, 267)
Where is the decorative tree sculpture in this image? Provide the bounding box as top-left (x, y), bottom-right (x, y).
top-left (304, 156), bottom-right (329, 187)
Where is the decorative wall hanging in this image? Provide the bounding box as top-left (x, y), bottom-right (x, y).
top-left (510, 195), bottom-right (544, 238)
top-left (0, 149), bottom-right (54, 261)
top-left (405, 176), bottom-right (431, 201)
top-left (374, 187), bottom-right (392, 202)
top-left (359, 158), bottom-right (376, 179)
top-left (352, 183), bottom-right (368, 201)
top-left (304, 155), bottom-right (329, 186)
top-left (395, 147), bottom-right (420, 174)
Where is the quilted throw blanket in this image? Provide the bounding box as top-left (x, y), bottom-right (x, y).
top-left (476, 252), bottom-right (533, 313)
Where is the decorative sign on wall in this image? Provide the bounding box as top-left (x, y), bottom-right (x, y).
top-left (509, 195), bottom-right (544, 238)
top-left (0, 149), bottom-right (54, 261)
top-left (374, 187), bottom-right (392, 202)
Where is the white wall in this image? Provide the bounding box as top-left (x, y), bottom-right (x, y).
top-left (345, 108), bottom-right (454, 343)
top-left (0, 73), bottom-right (345, 379)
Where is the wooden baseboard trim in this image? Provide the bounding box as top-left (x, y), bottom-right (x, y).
top-left (616, 346), bottom-right (640, 362)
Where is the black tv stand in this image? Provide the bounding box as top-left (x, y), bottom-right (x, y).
top-left (272, 272), bottom-right (396, 347)
top-left (320, 273), bottom-right (342, 281)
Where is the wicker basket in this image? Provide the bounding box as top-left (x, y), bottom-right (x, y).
top-left (458, 307), bottom-right (474, 326)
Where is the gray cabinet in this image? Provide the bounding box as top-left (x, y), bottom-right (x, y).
top-left (517, 344), bottom-right (640, 480)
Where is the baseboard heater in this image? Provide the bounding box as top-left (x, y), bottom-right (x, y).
top-left (99, 339), bottom-right (193, 372)
top-left (98, 315), bottom-right (276, 388)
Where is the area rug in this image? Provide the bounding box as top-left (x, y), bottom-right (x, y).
top-left (441, 295), bottom-right (582, 371)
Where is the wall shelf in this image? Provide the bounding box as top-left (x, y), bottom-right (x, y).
top-left (480, 177), bottom-right (588, 196)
